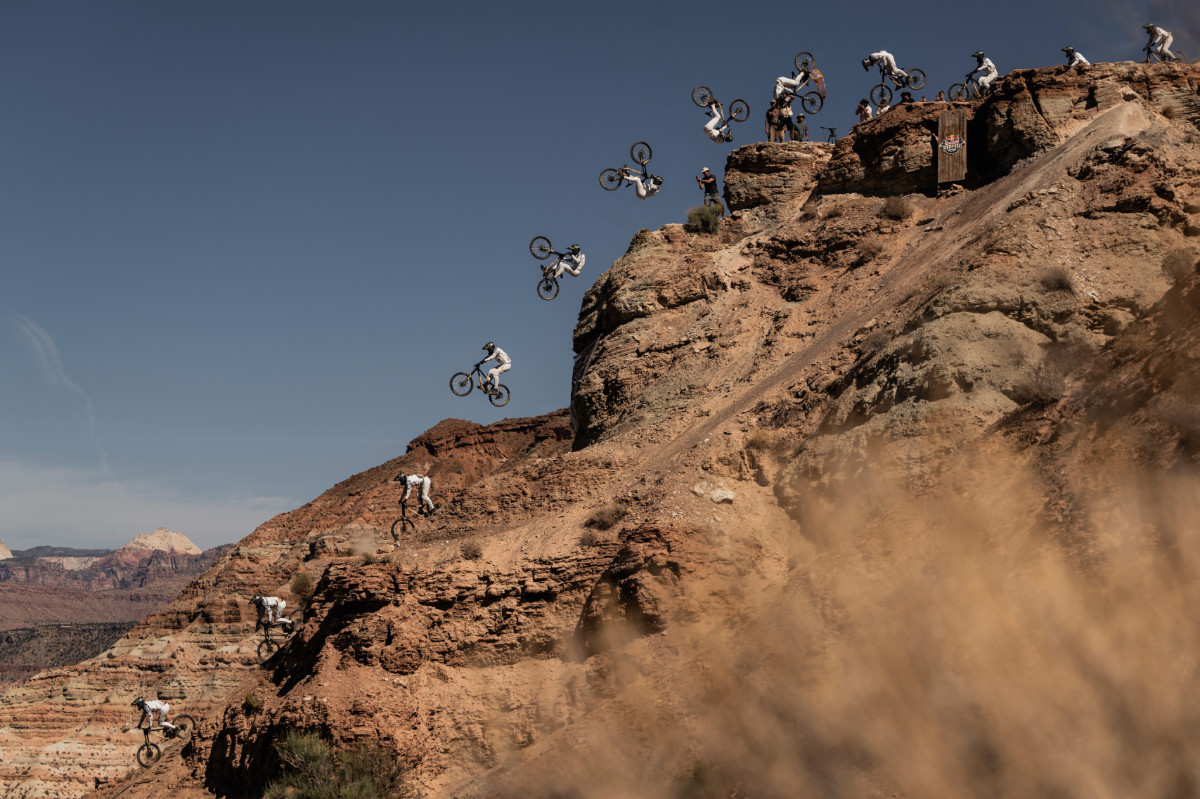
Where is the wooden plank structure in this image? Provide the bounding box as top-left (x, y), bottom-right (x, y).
top-left (937, 108), bottom-right (968, 183)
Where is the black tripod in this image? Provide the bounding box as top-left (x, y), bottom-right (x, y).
top-left (821, 126), bottom-right (837, 142)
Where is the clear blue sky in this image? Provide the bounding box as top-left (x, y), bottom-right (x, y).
top-left (0, 0), bottom-right (1190, 550)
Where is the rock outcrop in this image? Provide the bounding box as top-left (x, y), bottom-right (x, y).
top-left (0, 540), bottom-right (12, 561)
top-left (4, 63), bottom-right (1200, 799)
top-left (120, 529), bottom-right (202, 556)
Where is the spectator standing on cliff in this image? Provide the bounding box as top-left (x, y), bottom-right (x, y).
top-left (697, 167), bottom-right (722, 212)
top-left (877, 99), bottom-right (892, 115)
top-left (765, 98), bottom-right (785, 142)
top-left (395, 471), bottom-right (436, 515)
top-left (855, 99), bottom-right (873, 123)
top-left (970, 50), bottom-right (999, 94)
top-left (793, 112), bottom-right (809, 142)
top-left (936, 90), bottom-right (947, 101)
top-left (1143, 23), bottom-right (1176, 61)
top-left (703, 101), bottom-right (734, 143)
top-left (899, 91), bottom-right (914, 105)
top-left (132, 697), bottom-right (176, 734)
top-left (1062, 47), bottom-right (1090, 67)
top-left (778, 93), bottom-right (798, 140)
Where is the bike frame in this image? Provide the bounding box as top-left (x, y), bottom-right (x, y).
top-left (877, 64), bottom-right (906, 88)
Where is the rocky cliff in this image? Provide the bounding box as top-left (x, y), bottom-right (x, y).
top-left (3, 62), bottom-right (1200, 799)
top-left (0, 540), bottom-right (12, 561)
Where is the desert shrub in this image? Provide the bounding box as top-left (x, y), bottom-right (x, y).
top-left (585, 502), bottom-right (628, 530)
top-left (1040, 265), bottom-right (1076, 293)
top-left (822, 203), bottom-right (844, 219)
top-left (1162, 248), bottom-right (1198, 283)
top-left (878, 195), bottom-right (915, 220)
top-left (1161, 105), bottom-right (1178, 119)
top-left (291, 571), bottom-right (315, 605)
top-left (460, 539), bottom-right (483, 560)
top-left (265, 730), bottom-right (411, 799)
top-left (860, 329), bottom-right (892, 354)
top-left (242, 693), bottom-right (262, 714)
top-left (686, 205), bottom-right (722, 234)
top-left (360, 552), bottom-right (378, 566)
top-left (856, 237), bottom-right (885, 265)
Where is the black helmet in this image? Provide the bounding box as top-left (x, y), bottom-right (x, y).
top-left (1144, 23), bottom-right (1155, 30)
top-left (568, 244), bottom-right (581, 253)
top-left (250, 595), bottom-right (261, 605)
top-left (1062, 46), bottom-right (1075, 53)
top-left (861, 58), bottom-right (870, 71)
top-left (651, 175), bottom-right (663, 183)
top-left (973, 51), bottom-right (985, 59)
top-left (483, 342), bottom-right (495, 354)
top-left (131, 697), bottom-right (145, 708)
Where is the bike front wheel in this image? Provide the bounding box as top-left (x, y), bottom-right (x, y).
top-left (728, 99), bottom-right (749, 122)
top-left (630, 141), bottom-right (652, 165)
top-left (599, 168), bottom-right (623, 191)
top-left (869, 84), bottom-right (893, 107)
top-left (800, 92), bottom-right (823, 114)
top-left (905, 69), bottom-right (927, 90)
top-left (450, 372), bottom-right (474, 396)
top-left (489, 384), bottom-right (511, 408)
top-left (948, 82), bottom-right (969, 101)
top-left (391, 515), bottom-right (415, 537)
top-left (794, 51), bottom-right (816, 72)
top-left (529, 236), bottom-right (552, 260)
top-left (257, 638), bottom-right (279, 663)
top-left (136, 742), bottom-right (161, 768)
top-left (537, 277), bottom-right (559, 301)
top-left (172, 715), bottom-right (196, 744)
top-left (692, 85), bottom-right (714, 107)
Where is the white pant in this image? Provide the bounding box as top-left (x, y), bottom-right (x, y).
top-left (978, 71), bottom-right (998, 91)
top-left (1068, 52), bottom-right (1089, 67)
top-left (416, 476), bottom-right (433, 511)
top-left (870, 52), bottom-right (906, 81)
top-left (554, 256), bottom-right (583, 278)
top-left (146, 704), bottom-right (174, 730)
top-left (773, 75), bottom-right (801, 99)
top-left (626, 174), bottom-right (659, 199)
top-left (704, 104), bottom-right (729, 141)
top-left (486, 362), bottom-right (510, 389)
top-left (1153, 34), bottom-right (1174, 59)
top-left (258, 598), bottom-right (286, 624)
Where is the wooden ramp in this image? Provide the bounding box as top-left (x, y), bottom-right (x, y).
top-left (938, 108), bottom-right (968, 183)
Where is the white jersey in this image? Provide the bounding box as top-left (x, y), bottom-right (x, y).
top-left (483, 347), bottom-right (510, 367)
top-left (1067, 51), bottom-right (1089, 67)
top-left (1148, 26), bottom-right (1170, 45)
top-left (558, 253), bottom-right (584, 277)
top-left (142, 700), bottom-right (169, 715)
top-left (973, 57), bottom-right (998, 77)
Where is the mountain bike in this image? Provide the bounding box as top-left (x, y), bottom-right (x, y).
top-left (135, 715), bottom-right (196, 768)
top-left (391, 495), bottom-right (446, 537)
top-left (256, 610), bottom-right (302, 663)
top-left (869, 63), bottom-right (927, 107)
top-left (1143, 45), bottom-right (1189, 63)
top-left (528, 235), bottom-right (582, 301)
top-left (599, 141), bottom-right (653, 190)
top-left (450, 363), bottom-right (510, 407)
top-left (691, 86), bottom-right (750, 122)
top-left (947, 73), bottom-right (988, 101)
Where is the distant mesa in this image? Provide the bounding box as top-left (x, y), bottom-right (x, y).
top-left (0, 539), bottom-right (11, 560)
top-left (119, 527), bottom-right (202, 555)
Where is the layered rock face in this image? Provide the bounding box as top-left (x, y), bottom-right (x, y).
top-left (4, 64), bottom-right (1200, 799)
top-left (0, 540), bottom-right (12, 561)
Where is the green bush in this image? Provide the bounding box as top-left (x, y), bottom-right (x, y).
top-left (291, 571), bottom-right (316, 605)
top-left (686, 205), bottom-right (722, 234)
top-left (264, 730), bottom-right (412, 799)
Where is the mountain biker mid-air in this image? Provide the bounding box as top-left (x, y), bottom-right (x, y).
top-left (1062, 46), bottom-right (1090, 67)
top-left (969, 50), bottom-right (999, 94)
top-left (1143, 23), bottom-right (1176, 61)
top-left (703, 101), bottom-right (733, 143)
top-left (553, 244), bottom-right (585, 279)
top-left (479, 342), bottom-right (511, 393)
top-left (862, 51), bottom-right (908, 84)
top-left (131, 697), bottom-right (176, 734)
top-left (395, 471), bottom-right (436, 515)
top-left (618, 166), bottom-right (663, 199)
top-left (251, 595), bottom-right (291, 630)
top-left (773, 67), bottom-right (810, 100)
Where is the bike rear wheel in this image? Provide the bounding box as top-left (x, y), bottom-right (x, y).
top-left (489, 384), bottom-right (511, 407)
top-left (287, 608), bottom-right (303, 629)
top-left (599, 168), bottom-right (623, 191)
top-left (1174, 51), bottom-right (1189, 64)
top-left (136, 742), bottom-right (161, 768)
top-left (794, 51), bottom-right (816, 72)
top-left (257, 638), bottom-right (279, 663)
top-left (529, 236), bottom-right (552, 260)
top-left (450, 372), bottom-right (474, 396)
top-left (692, 85), bottom-right (714, 107)
top-left (172, 715), bottom-right (196, 744)
top-left (800, 92), bottom-right (823, 114)
top-left (630, 141), bottom-right (652, 165)
top-left (905, 68), bottom-right (927, 90)
top-left (869, 84), bottom-right (893, 107)
top-left (728, 99), bottom-right (749, 122)
top-left (537, 277), bottom-right (559, 301)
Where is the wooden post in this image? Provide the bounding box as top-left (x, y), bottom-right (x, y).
top-left (937, 108), bottom-right (968, 183)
